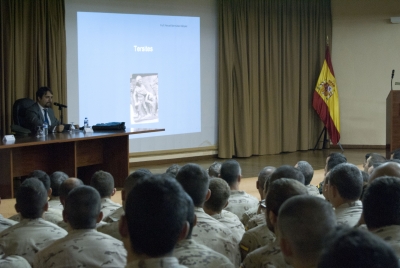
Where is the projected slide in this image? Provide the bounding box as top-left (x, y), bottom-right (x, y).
top-left (77, 12), bottom-right (200, 137)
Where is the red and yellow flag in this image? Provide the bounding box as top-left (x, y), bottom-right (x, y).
top-left (313, 46), bottom-right (340, 145)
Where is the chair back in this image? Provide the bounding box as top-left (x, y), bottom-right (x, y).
top-left (13, 98), bottom-right (35, 128)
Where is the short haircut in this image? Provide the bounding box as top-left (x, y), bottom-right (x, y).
top-left (204, 178), bottom-right (230, 212)
top-left (176, 163), bottom-right (209, 207)
top-left (369, 162), bottom-right (400, 184)
top-left (392, 148), bottom-right (400, 160)
top-left (367, 153), bottom-right (386, 168)
top-left (296, 161), bottom-right (314, 185)
top-left (59, 178), bottom-right (84, 199)
top-left (65, 186), bottom-right (101, 229)
top-left (125, 174), bottom-right (188, 257)
top-left (208, 161), bottom-right (222, 177)
top-left (165, 164), bottom-right (180, 178)
top-left (124, 169), bottom-right (152, 195)
top-left (50, 171), bottom-right (69, 196)
top-left (31, 170), bottom-right (51, 191)
top-left (16, 178), bottom-right (48, 219)
top-left (278, 196), bottom-right (336, 260)
top-left (258, 166), bottom-right (276, 190)
top-left (269, 165), bottom-right (305, 186)
top-left (388, 159), bottom-right (400, 164)
top-left (220, 159), bottom-right (241, 186)
top-left (326, 153), bottom-right (347, 173)
top-left (90, 170), bottom-right (114, 198)
top-left (318, 227), bottom-right (399, 268)
top-left (363, 176), bottom-right (400, 229)
top-left (364, 153), bottom-right (371, 162)
top-left (266, 178), bottom-right (308, 215)
top-left (326, 163), bottom-right (363, 201)
top-left (36, 86), bottom-right (53, 100)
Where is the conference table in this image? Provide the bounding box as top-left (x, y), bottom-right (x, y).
top-left (0, 128), bottom-right (164, 198)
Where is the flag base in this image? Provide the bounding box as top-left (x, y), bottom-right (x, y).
top-left (313, 127), bottom-right (344, 152)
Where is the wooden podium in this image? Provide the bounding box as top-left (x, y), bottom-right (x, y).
top-left (386, 90), bottom-right (400, 158)
top-left (0, 128), bottom-right (164, 198)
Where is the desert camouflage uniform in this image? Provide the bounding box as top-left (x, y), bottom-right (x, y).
top-left (225, 191), bottom-right (259, 223)
top-left (101, 198), bottom-right (122, 219)
top-left (173, 238), bottom-right (234, 268)
top-left (103, 206), bottom-right (124, 222)
top-left (48, 197), bottom-right (63, 211)
top-left (211, 210), bottom-right (245, 242)
top-left (241, 239), bottom-right (292, 268)
top-left (192, 207), bottom-right (241, 267)
top-left (246, 211), bottom-right (267, 230)
top-left (242, 206), bottom-right (258, 228)
top-left (33, 228), bottom-right (127, 267)
top-left (0, 215), bottom-right (17, 233)
top-left (0, 255), bottom-right (31, 268)
top-left (0, 218), bottom-right (67, 265)
top-left (126, 257), bottom-right (186, 268)
top-left (97, 220), bottom-right (122, 240)
top-left (306, 184), bottom-right (320, 196)
top-left (372, 225), bottom-right (400, 258)
top-left (335, 200), bottom-right (362, 227)
top-left (239, 223), bottom-right (275, 260)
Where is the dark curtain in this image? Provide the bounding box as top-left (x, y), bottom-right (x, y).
top-left (0, 0), bottom-right (66, 136)
top-left (218, 0), bottom-right (332, 158)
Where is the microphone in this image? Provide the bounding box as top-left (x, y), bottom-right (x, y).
top-left (392, 70), bottom-right (395, 79)
top-left (54, 102), bottom-right (67, 108)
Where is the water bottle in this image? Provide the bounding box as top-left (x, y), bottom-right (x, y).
top-left (84, 117), bottom-right (89, 128)
top-left (43, 122), bottom-right (48, 135)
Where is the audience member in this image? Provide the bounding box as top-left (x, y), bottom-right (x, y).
top-left (269, 165), bottom-right (305, 185)
top-left (119, 174), bottom-right (188, 267)
top-left (203, 178), bottom-right (245, 242)
top-left (318, 227), bottom-right (399, 268)
top-left (48, 171), bottom-right (68, 210)
top-left (166, 164), bottom-right (180, 178)
top-left (364, 152), bottom-right (386, 173)
top-left (277, 195), bottom-right (336, 268)
top-left (57, 177), bottom-right (84, 230)
top-left (9, 170), bottom-right (63, 224)
top-left (295, 161), bottom-right (319, 196)
top-left (363, 176), bottom-right (400, 257)
top-left (242, 166), bottom-right (276, 229)
top-left (325, 163), bottom-right (363, 227)
top-left (208, 161), bottom-right (222, 177)
top-left (0, 178), bottom-right (67, 265)
top-left (34, 186), bottom-right (127, 267)
top-left (368, 161), bottom-right (400, 184)
top-left (98, 169), bottom-right (152, 240)
top-left (176, 163), bottom-right (240, 266)
top-left (90, 170), bottom-right (122, 218)
top-left (241, 179), bottom-right (308, 267)
top-left (325, 152), bottom-right (347, 176)
top-left (220, 160), bottom-right (260, 223)
top-left (174, 191), bottom-right (234, 267)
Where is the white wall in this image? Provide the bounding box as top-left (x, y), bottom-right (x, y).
top-left (332, 0), bottom-right (400, 145)
top-left (65, 0), bottom-right (218, 153)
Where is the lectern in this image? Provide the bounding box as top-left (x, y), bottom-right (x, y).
top-left (386, 90), bottom-right (400, 158)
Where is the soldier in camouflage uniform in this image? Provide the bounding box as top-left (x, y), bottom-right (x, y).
top-left (294, 161), bottom-right (321, 196)
top-left (325, 163), bottom-right (363, 227)
top-left (220, 160), bottom-right (259, 223)
top-left (241, 179), bottom-right (308, 268)
top-left (176, 164), bottom-right (241, 267)
top-left (363, 176), bottom-right (400, 257)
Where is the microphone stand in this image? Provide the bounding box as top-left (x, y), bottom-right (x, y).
top-left (58, 106), bottom-right (65, 124)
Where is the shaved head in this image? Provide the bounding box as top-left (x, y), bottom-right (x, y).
top-left (369, 162), bottom-right (400, 184)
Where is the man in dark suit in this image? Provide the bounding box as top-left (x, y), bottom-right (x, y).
top-left (25, 87), bottom-right (60, 133)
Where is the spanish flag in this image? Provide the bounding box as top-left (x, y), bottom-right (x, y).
top-left (313, 46), bottom-right (340, 145)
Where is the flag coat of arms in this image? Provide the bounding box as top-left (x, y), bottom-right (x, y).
top-left (313, 46), bottom-right (340, 145)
